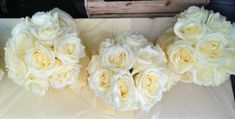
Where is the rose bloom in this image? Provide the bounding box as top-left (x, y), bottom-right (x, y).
top-left (100, 44), bottom-right (134, 72)
top-left (54, 33), bottom-right (85, 65)
top-left (193, 63), bottom-right (229, 86)
top-left (134, 44), bottom-right (166, 70)
top-left (88, 68), bottom-right (112, 98)
top-left (134, 68), bottom-right (166, 111)
top-left (179, 6), bottom-right (209, 23)
top-left (49, 64), bottom-right (80, 89)
top-left (5, 36), bottom-right (32, 85)
top-left (206, 12), bottom-right (232, 34)
top-left (115, 32), bottom-right (149, 51)
top-left (31, 12), bottom-right (62, 44)
top-left (107, 71), bottom-right (137, 111)
top-left (168, 41), bottom-right (196, 73)
top-left (25, 76), bottom-right (49, 96)
top-left (11, 17), bottom-right (31, 36)
top-left (25, 45), bottom-right (57, 79)
top-left (174, 19), bottom-right (206, 42)
top-left (86, 55), bottom-right (102, 74)
top-left (195, 33), bottom-right (228, 67)
top-left (99, 38), bottom-right (115, 52)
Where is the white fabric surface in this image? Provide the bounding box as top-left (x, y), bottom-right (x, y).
top-left (0, 18), bottom-right (234, 119)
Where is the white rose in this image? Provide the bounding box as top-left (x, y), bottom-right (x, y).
top-left (53, 10), bottom-right (77, 33)
top-left (157, 28), bottom-right (176, 52)
top-left (55, 33), bottom-right (85, 65)
top-left (5, 41), bottom-right (30, 85)
top-left (134, 68), bottom-right (166, 111)
top-left (12, 17), bottom-right (31, 35)
top-left (99, 38), bottom-right (115, 52)
top-left (31, 12), bottom-right (57, 26)
top-left (86, 55), bottom-right (102, 74)
top-left (195, 33), bottom-right (228, 67)
top-left (25, 76), bottom-right (49, 96)
top-left (160, 68), bottom-right (177, 91)
top-left (50, 65), bottom-right (80, 89)
top-left (179, 6), bottom-right (208, 23)
top-left (115, 32), bottom-right (149, 50)
top-left (174, 19), bottom-right (206, 42)
top-left (168, 41), bottom-right (196, 73)
top-left (10, 31), bottom-right (35, 60)
top-left (25, 45), bottom-right (57, 78)
top-left (88, 68), bottom-right (112, 98)
top-left (206, 12), bottom-right (232, 34)
top-left (193, 63), bottom-right (229, 86)
top-left (107, 71), bottom-right (137, 111)
top-left (100, 44), bottom-right (134, 71)
top-left (134, 44), bottom-right (166, 70)
top-left (31, 12), bottom-right (62, 44)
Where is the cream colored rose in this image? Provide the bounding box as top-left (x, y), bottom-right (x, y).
top-left (193, 63), bottom-right (229, 86)
top-left (10, 32), bottom-right (35, 60)
top-left (179, 6), bottom-right (208, 23)
top-left (100, 44), bottom-right (134, 71)
top-left (86, 55), bottom-right (102, 74)
top-left (115, 32), bottom-right (149, 50)
top-left (31, 12), bottom-right (62, 44)
top-left (25, 76), bottom-right (49, 96)
top-left (5, 41), bottom-right (30, 85)
top-left (88, 68), bottom-right (112, 98)
top-left (107, 71), bottom-right (137, 111)
top-left (134, 44), bottom-right (166, 70)
top-left (11, 17), bottom-right (30, 35)
top-left (168, 41), bottom-right (196, 73)
top-left (134, 68), bottom-right (166, 111)
top-left (195, 33), bottom-right (228, 67)
top-left (25, 45), bottom-right (56, 78)
top-left (55, 33), bottom-right (85, 65)
top-left (99, 38), bottom-right (115, 52)
top-left (50, 65), bottom-right (80, 89)
top-left (53, 9), bottom-right (77, 33)
top-left (157, 28), bottom-right (176, 52)
top-left (160, 68), bottom-right (177, 91)
top-left (174, 19), bottom-right (206, 41)
top-left (206, 12), bottom-right (232, 34)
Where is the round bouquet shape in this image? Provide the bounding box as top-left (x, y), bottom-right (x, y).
top-left (157, 6), bottom-right (235, 86)
top-left (87, 32), bottom-right (176, 111)
top-left (5, 9), bottom-right (85, 95)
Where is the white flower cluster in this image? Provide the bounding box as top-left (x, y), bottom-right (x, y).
top-left (165, 6), bottom-right (235, 86)
top-left (5, 11), bottom-right (85, 95)
top-left (87, 32), bottom-right (175, 111)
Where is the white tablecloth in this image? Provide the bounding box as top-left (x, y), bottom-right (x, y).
top-left (0, 18), bottom-right (234, 119)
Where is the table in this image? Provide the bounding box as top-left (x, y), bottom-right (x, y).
top-left (0, 18), bottom-right (234, 119)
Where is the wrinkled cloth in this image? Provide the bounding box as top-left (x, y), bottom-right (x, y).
top-left (0, 18), bottom-right (234, 119)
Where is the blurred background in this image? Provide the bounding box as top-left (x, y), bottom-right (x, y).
top-left (0, 0), bottom-right (87, 18)
top-left (0, 0), bottom-right (234, 21)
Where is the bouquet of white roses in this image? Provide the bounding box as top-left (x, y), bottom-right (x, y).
top-left (158, 6), bottom-right (235, 86)
top-left (87, 32), bottom-right (176, 111)
top-left (5, 10), bottom-right (85, 95)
